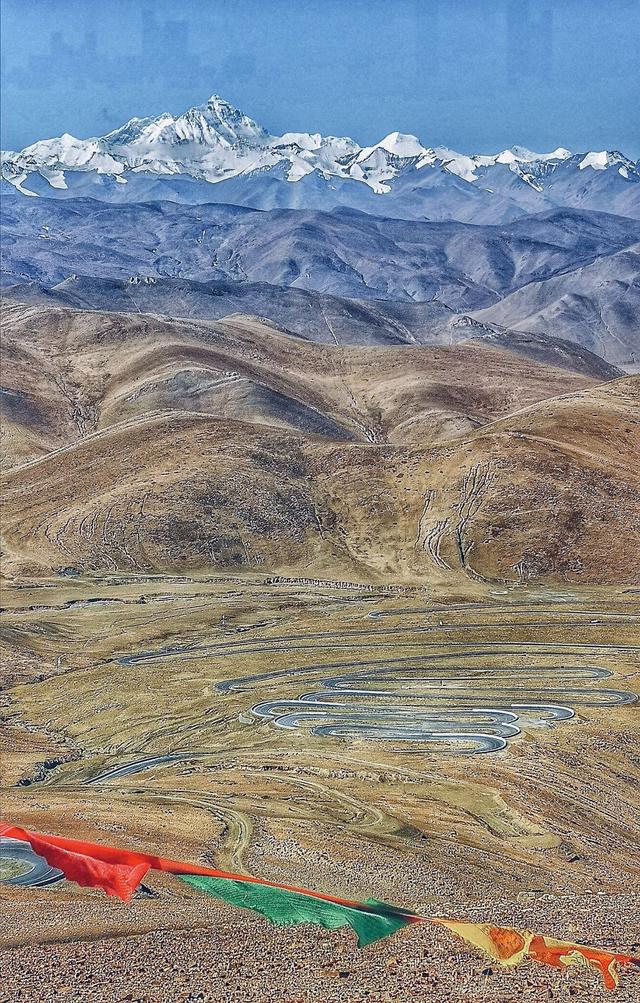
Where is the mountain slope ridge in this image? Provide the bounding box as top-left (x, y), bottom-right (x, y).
top-left (2, 372), bottom-right (637, 586)
top-left (1, 299), bottom-right (602, 470)
top-left (3, 276), bottom-right (621, 381)
top-left (3, 191), bottom-right (638, 313)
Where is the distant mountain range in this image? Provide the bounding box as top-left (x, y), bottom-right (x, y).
top-left (2, 95), bottom-right (639, 222)
top-left (2, 189), bottom-right (638, 368)
top-left (2, 95), bottom-right (639, 593)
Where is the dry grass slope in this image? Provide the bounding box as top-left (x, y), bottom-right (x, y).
top-left (1, 300), bottom-right (638, 585)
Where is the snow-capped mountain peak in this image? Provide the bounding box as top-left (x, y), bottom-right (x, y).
top-left (578, 150), bottom-right (635, 172)
top-left (105, 95), bottom-right (271, 153)
top-left (377, 132), bottom-right (427, 158)
top-left (506, 145), bottom-right (572, 163)
top-left (185, 94), bottom-right (272, 145)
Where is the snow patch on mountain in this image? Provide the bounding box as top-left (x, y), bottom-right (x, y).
top-left (577, 150), bottom-right (635, 173)
top-left (378, 132), bottom-right (427, 158)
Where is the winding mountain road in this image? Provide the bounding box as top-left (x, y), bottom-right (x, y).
top-left (0, 837), bottom-right (63, 887)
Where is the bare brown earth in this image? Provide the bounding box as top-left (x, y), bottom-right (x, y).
top-left (1, 299), bottom-right (639, 1000)
top-left (1, 300), bottom-right (639, 586)
top-left (0, 299), bottom-right (598, 466)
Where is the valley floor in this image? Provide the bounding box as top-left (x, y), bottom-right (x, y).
top-left (1, 574), bottom-right (638, 1000)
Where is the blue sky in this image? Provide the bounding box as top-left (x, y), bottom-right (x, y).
top-left (2, 0), bottom-right (639, 157)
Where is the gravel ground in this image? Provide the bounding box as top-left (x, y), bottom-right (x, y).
top-left (2, 891), bottom-right (639, 1003)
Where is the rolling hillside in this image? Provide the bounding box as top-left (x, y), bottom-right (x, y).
top-left (2, 301), bottom-right (637, 586)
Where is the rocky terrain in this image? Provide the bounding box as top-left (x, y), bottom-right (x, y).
top-left (3, 891), bottom-right (640, 1002)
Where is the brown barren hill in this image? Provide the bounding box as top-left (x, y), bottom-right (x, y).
top-left (412, 377), bottom-right (640, 585)
top-left (1, 300), bottom-right (637, 585)
top-left (1, 299), bottom-right (594, 464)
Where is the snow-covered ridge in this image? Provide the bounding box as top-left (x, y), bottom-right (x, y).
top-left (2, 93), bottom-right (638, 199)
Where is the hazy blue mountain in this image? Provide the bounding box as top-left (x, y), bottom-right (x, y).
top-left (2, 273), bottom-right (482, 346)
top-left (3, 190), bottom-right (639, 314)
top-left (475, 244), bottom-right (640, 369)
